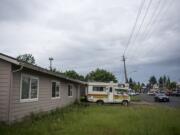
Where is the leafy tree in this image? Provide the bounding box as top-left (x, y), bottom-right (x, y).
top-left (64, 70), bottom-right (85, 81)
top-left (85, 68), bottom-right (117, 83)
top-left (17, 54), bottom-right (35, 64)
top-left (141, 83), bottom-right (145, 87)
top-left (158, 75), bottom-right (171, 89)
top-left (169, 82), bottom-right (176, 90)
top-left (158, 77), bottom-right (163, 88)
top-left (128, 78), bottom-right (142, 92)
top-left (163, 75), bottom-right (167, 85)
top-left (166, 76), bottom-right (171, 88)
top-left (130, 81), bottom-right (141, 92)
top-left (149, 76), bottom-right (157, 85)
top-left (129, 78), bottom-right (133, 89)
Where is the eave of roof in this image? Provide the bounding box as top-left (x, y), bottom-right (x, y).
top-left (0, 53), bottom-right (87, 85)
top-left (0, 53), bottom-right (19, 65)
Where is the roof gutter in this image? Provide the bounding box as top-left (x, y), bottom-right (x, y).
top-left (0, 54), bottom-right (19, 65)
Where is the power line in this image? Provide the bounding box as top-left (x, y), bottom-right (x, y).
top-left (127, 0), bottom-right (161, 59)
top-left (141, 0), bottom-right (175, 58)
top-left (128, 0), bottom-right (171, 60)
top-left (132, 0), bottom-right (174, 61)
top-left (123, 0), bottom-right (146, 55)
top-left (128, 0), bottom-right (152, 54)
top-left (141, 0), bottom-right (162, 40)
top-left (143, 0), bottom-right (168, 42)
top-left (126, 0), bottom-right (153, 59)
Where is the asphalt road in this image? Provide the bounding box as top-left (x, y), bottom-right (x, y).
top-left (138, 94), bottom-right (180, 108)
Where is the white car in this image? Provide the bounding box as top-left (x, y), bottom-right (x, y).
top-left (128, 92), bottom-right (136, 96)
top-left (147, 91), bottom-right (155, 96)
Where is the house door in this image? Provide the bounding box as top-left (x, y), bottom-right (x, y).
top-left (108, 87), bottom-right (114, 102)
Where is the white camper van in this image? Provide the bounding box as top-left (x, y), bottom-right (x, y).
top-left (86, 82), bottom-right (130, 106)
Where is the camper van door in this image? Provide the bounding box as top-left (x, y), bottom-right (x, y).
top-left (108, 87), bottom-right (114, 102)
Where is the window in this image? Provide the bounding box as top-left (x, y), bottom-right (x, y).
top-left (93, 86), bottom-right (105, 92)
top-left (52, 81), bottom-right (60, 98)
top-left (109, 87), bottom-right (112, 93)
top-left (21, 74), bottom-right (39, 102)
top-left (115, 89), bottom-right (126, 94)
top-left (68, 85), bottom-right (73, 97)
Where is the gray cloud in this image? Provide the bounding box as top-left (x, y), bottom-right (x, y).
top-left (0, 0), bottom-right (179, 82)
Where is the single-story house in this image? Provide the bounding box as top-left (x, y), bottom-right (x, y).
top-left (0, 53), bottom-right (86, 123)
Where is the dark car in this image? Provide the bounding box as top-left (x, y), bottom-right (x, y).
top-left (154, 93), bottom-right (170, 102)
top-left (165, 91), bottom-right (173, 96)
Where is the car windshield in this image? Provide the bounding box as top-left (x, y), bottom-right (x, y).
top-left (157, 93), bottom-right (165, 96)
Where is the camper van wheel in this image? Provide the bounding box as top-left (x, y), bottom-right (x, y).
top-left (122, 100), bottom-right (128, 106)
top-left (96, 100), bottom-right (104, 105)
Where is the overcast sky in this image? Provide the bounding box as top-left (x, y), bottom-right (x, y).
top-left (0, 0), bottom-right (180, 83)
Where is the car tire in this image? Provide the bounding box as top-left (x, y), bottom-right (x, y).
top-left (96, 100), bottom-right (104, 105)
top-left (122, 100), bottom-right (128, 106)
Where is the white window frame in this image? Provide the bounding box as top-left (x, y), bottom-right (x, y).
top-left (68, 84), bottom-right (73, 97)
top-left (20, 74), bottom-right (39, 103)
top-left (51, 80), bottom-right (60, 99)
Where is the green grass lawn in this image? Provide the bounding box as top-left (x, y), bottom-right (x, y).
top-left (0, 104), bottom-right (180, 135)
top-left (130, 96), bottom-right (141, 102)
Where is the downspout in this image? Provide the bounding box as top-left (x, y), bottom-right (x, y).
top-left (12, 64), bottom-right (24, 73)
top-left (8, 64), bottom-right (23, 124)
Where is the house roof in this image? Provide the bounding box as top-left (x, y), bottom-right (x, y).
top-left (0, 53), bottom-right (87, 85)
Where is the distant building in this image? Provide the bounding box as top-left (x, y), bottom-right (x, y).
top-left (177, 82), bottom-right (180, 89)
top-left (149, 84), bottom-right (159, 92)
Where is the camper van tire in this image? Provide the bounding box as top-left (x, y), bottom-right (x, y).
top-left (122, 100), bottom-right (128, 106)
top-left (96, 100), bottom-right (104, 105)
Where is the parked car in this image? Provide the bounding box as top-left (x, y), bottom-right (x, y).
top-left (128, 91), bottom-right (136, 96)
top-left (171, 90), bottom-right (180, 96)
top-left (154, 93), bottom-right (170, 102)
top-left (147, 91), bottom-right (155, 96)
top-left (165, 91), bottom-right (172, 96)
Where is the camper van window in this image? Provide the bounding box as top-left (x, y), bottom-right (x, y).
top-left (93, 86), bottom-right (105, 92)
top-left (115, 89), bottom-right (125, 94)
top-left (109, 87), bottom-right (112, 92)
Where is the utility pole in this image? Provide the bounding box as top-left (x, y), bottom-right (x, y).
top-left (49, 57), bottom-right (54, 71)
top-left (122, 55), bottom-right (128, 83)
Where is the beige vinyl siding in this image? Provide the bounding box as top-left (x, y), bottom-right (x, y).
top-left (0, 59), bottom-right (11, 122)
top-left (10, 71), bottom-right (79, 122)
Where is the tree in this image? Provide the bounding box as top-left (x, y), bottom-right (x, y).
top-left (141, 83), bottom-right (145, 87)
top-left (169, 82), bottom-right (176, 90)
top-left (163, 75), bottom-right (167, 85)
top-left (166, 76), bottom-right (171, 89)
top-left (129, 78), bottom-right (133, 89)
top-left (17, 54), bottom-right (35, 64)
top-left (158, 77), bottom-right (163, 88)
top-left (64, 70), bottom-right (85, 81)
top-left (85, 68), bottom-right (117, 83)
top-left (149, 76), bottom-right (157, 85)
